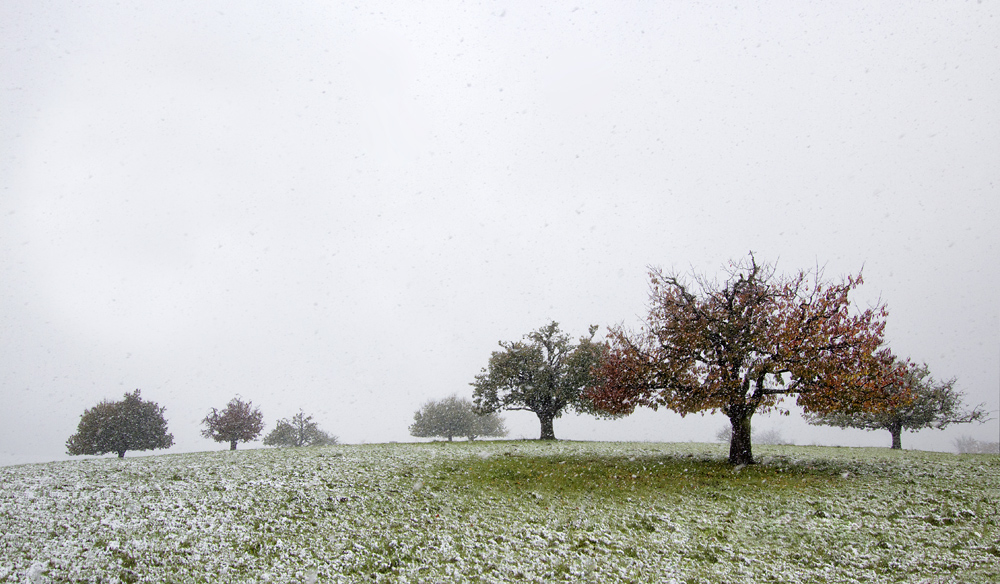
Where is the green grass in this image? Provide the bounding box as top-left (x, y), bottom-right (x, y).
top-left (446, 447), bottom-right (843, 496)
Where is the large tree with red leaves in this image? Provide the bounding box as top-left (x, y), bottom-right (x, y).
top-left (586, 254), bottom-right (903, 465)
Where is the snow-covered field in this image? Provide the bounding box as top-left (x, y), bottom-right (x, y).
top-left (1, 441), bottom-right (997, 583)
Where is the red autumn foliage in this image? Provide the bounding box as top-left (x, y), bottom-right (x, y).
top-left (586, 254), bottom-right (907, 465)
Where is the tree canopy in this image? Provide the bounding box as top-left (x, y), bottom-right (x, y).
top-left (472, 322), bottom-right (603, 440)
top-left (807, 360), bottom-right (989, 449)
top-left (201, 397), bottom-right (265, 450)
top-left (263, 411), bottom-right (338, 447)
top-left (66, 390), bottom-right (174, 458)
top-left (586, 254), bottom-right (901, 465)
top-left (409, 395), bottom-right (507, 441)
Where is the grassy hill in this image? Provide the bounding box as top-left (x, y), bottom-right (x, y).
top-left (1, 441), bottom-right (997, 583)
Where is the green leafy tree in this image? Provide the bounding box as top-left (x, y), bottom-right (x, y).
top-left (201, 397), bottom-right (265, 450)
top-left (807, 360), bottom-right (989, 449)
top-left (263, 410), bottom-right (339, 447)
top-left (472, 322), bottom-right (603, 440)
top-left (66, 390), bottom-right (174, 458)
top-left (409, 395), bottom-right (507, 441)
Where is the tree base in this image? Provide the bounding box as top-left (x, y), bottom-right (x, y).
top-left (538, 414), bottom-right (556, 440)
top-left (728, 413), bottom-right (755, 465)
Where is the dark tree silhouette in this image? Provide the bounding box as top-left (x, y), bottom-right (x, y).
top-left (473, 322), bottom-right (603, 440)
top-left (201, 397), bottom-right (265, 450)
top-left (67, 390), bottom-right (174, 458)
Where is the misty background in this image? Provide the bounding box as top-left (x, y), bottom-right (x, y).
top-left (2, 1), bottom-right (997, 466)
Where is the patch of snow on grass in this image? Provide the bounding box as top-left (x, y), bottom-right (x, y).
top-left (0, 442), bottom-right (996, 582)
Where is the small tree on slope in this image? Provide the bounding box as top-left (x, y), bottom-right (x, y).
top-left (201, 397), bottom-right (265, 450)
top-left (586, 254), bottom-right (903, 465)
top-left (806, 360), bottom-right (989, 449)
top-left (263, 411), bottom-right (338, 447)
top-left (67, 390), bottom-right (174, 458)
top-left (409, 395), bottom-right (507, 441)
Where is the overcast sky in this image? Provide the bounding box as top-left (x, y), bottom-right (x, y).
top-left (2, 1), bottom-right (997, 466)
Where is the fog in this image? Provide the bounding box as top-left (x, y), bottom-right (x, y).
top-left (2, 1), bottom-right (997, 466)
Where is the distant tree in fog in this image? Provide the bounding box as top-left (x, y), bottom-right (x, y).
top-left (410, 395), bottom-right (507, 441)
top-left (953, 435), bottom-right (999, 454)
top-left (67, 390), bottom-right (174, 458)
top-left (201, 397), bottom-right (264, 450)
top-left (468, 406), bottom-right (508, 441)
top-left (715, 425), bottom-right (792, 446)
top-left (263, 410), bottom-right (338, 447)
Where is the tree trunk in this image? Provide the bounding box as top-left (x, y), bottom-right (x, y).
top-left (230, 440), bottom-right (238, 450)
top-left (117, 451), bottom-right (126, 458)
top-left (889, 423), bottom-right (903, 450)
top-left (728, 412), bottom-right (755, 465)
top-left (537, 412), bottom-right (556, 440)
top-left (447, 435), bottom-right (453, 442)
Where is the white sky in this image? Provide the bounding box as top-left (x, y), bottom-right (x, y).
top-left (2, 1), bottom-right (997, 465)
